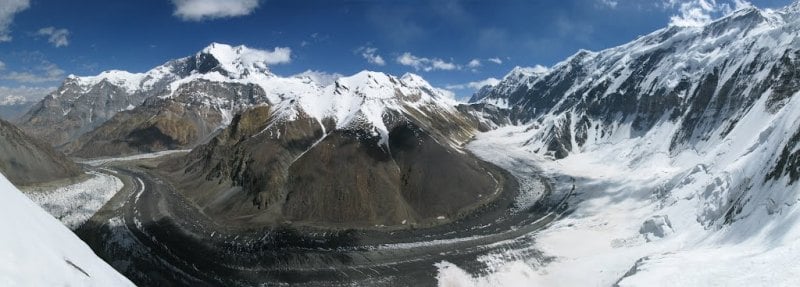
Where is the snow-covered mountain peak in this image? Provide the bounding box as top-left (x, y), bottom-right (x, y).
top-left (259, 69), bottom-right (463, 147)
top-left (467, 65), bottom-right (551, 104)
top-left (504, 66), bottom-right (549, 81)
top-left (332, 71), bottom-right (394, 95)
top-left (782, 0), bottom-right (800, 12)
top-left (67, 70), bottom-right (148, 93)
top-left (399, 72), bottom-right (428, 85)
top-left (327, 71), bottom-right (450, 102)
top-left (473, 2), bottom-right (800, 111)
top-left (198, 42), bottom-right (278, 79)
top-left (64, 43), bottom-right (284, 96)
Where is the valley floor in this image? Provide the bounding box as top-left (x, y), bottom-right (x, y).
top-left (54, 149), bottom-right (564, 286)
top-left (24, 127), bottom-right (800, 286)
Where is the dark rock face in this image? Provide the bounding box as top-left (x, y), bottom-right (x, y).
top-left (456, 103), bottom-right (513, 131)
top-left (67, 81), bottom-right (268, 158)
top-left (0, 119), bottom-right (81, 186)
top-left (160, 101), bottom-right (504, 228)
top-left (767, 128), bottom-right (800, 184)
top-left (468, 85), bottom-right (495, 103)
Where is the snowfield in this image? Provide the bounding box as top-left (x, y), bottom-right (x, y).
top-left (441, 97), bottom-right (800, 286)
top-left (0, 172), bottom-right (133, 286)
top-left (25, 170), bottom-right (123, 230)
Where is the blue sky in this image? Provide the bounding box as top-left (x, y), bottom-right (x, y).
top-left (0, 0), bottom-right (793, 100)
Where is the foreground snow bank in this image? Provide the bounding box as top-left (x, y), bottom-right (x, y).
top-left (25, 170), bottom-right (123, 229)
top-left (0, 172), bottom-right (133, 286)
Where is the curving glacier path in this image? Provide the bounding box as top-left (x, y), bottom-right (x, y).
top-left (72, 147), bottom-right (570, 286)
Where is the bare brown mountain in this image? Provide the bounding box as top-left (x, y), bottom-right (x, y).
top-left (66, 80), bottom-right (268, 157)
top-left (0, 119), bottom-right (82, 186)
top-left (158, 72), bottom-right (508, 228)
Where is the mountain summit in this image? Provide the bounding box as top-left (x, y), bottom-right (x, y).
top-left (16, 43), bottom-right (286, 148)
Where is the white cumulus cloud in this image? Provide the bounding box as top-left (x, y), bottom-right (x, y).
top-left (172, 0), bottom-right (260, 21)
top-left (0, 0), bottom-right (30, 42)
top-left (468, 59), bottom-right (481, 68)
top-left (663, 0), bottom-right (751, 27)
top-left (488, 57), bottom-right (503, 65)
top-left (397, 52), bottom-right (459, 72)
top-left (446, 77), bottom-right (501, 90)
top-left (356, 46), bottom-right (386, 66)
top-left (2, 61), bottom-right (65, 84)
top-left (241, 46), bottom-right (291, 65)
top-left (598, 0), bottom-right (619, 8)
top-left (37, 27), bottom-right (70, 47)
top-left (0, 86), bottom-right (54, 102)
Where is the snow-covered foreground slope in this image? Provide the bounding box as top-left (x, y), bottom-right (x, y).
top-left (0, 172), bottom-right (133, 286)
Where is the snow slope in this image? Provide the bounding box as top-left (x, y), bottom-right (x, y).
top-left (0, 172), bottom-right (132, 286)
top-left (441, 108), bottom-right (800, 285)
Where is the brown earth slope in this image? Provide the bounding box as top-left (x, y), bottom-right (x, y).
top-left (160, 100), bottom-right (505, 229)
top-left (66, 81), bottom-right (267, 158)
top-left (0, 119), bottom-right (82, 186)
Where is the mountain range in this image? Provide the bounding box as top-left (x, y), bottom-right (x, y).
top-left (7, 2), bottom-right (800, 285)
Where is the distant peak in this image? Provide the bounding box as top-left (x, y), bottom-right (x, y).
top-left (400, 72), bottom-right (426, 83)
top-left (197, 42), bottom-right (290, 79)
top-left (504, 65), bottom-right (549, 80)
top-left (574, 49), bottom-right (596, 58)
top-left (333, 70), bottom-right (392, 89)
top-left (200, 42), bottom-right (244, 57)
top-left (778, 1), bottom-right (800, 16)
top-left (350, 70), bottom-right (388, 78)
